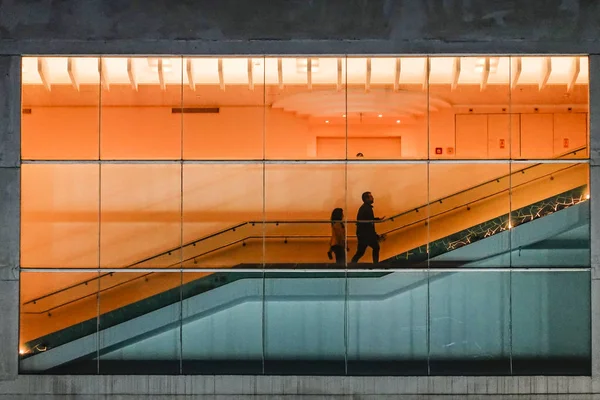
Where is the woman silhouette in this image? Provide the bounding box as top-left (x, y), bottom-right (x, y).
top-left (329, 208), bottom-right (346, 265)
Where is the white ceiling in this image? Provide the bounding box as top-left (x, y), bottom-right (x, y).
top-left (21, 56), bottom-right (589, 88)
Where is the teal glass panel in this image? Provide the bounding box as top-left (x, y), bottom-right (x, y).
top-left (428, 271), bottom-right (511, 375)
top-left (181, 272), bottom-right (264, 374)
top-left (346, 271), bottom-right (428, 375)
top-left (511, 271), bottom-right (590, 375)
top-left (263, 272), bottom-right (346, 375)
top-left (98, 271), bottom-right (182, 374)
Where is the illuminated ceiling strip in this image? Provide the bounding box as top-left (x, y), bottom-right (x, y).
top-left (278, 58), bottom-right (283, 89)
top-left (422, 58), bottom-right (429, 91)
top-left (158, 59), bottom-right (165, 91)
top-left (247, 58), bottom-right (254, 90)
top-left (186, 59), bottom-right (195, 91)
top-left (337, 58), bottom-right (342, 91)
top-left (568, 57), bottom-right (580, 93)
top-left (394, 58), bottom-right (401, 92)
top-left (37, 58), bottom-right (51, 91)
top-left (539, 57), bottom-right (552, 91)
top-left (511, 57), bottom-right (522, 89)
top-left (365, 58), bottom-right (371, 92)
top-left (307, 57), bottom-right (312, 90)
top-left (218, 58), bottom-right (224, 91)
top-left (67, 58), bottom-right (79, 91)
top-left (127, 58), bottom-right (138, 91)
top-left (99, 58), bottom-right (109, 91)
top-left (480, 57), bottom-right (490, 91)
top-left (451, 57), bottom-right (461, 91)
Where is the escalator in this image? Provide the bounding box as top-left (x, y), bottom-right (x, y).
top-left (19, 157), bottom-right (591, 375)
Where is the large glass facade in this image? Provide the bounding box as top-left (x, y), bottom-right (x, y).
top-left (19, 56), bottom-right (591, 375)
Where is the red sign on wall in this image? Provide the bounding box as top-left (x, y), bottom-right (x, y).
top-left (435, 147), bottom-right (442, 155)
top-left (563, 138), bottom-right (569, 148)
top-left (499, 139), bottom-right (505, 149)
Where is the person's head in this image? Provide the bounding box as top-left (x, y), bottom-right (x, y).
top-left (361, 191), bottom-right (374, 204)
top-left (331, 207), bottom-right (344, 221)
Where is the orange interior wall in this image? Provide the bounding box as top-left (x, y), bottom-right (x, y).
top-left (19, 104), bottom-right (590, 345)
top-left (19, 163), bottom-right (589, 346)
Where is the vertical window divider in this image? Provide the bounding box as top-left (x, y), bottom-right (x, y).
top-left (343, 55), bottom-right (349, 376)
top-left (96, 56), bottom-right (103, 375)
top-left (426, 56), bottom-right (432, 377)
top-left (179, 56), bottom-right (184, 376)
top-left (261, 56), bottom-right (267, 375)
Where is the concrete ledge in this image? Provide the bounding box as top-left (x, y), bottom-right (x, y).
top-left (0, 375), bottom-right (597, 396)
top-left (1, 38), bottom-right (600, 56)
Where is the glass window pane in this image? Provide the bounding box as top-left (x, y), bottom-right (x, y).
top-left (99, 164), bottom-right (182, 269)
top-left (183, 57), bottom-right (265, 160)
top-left (264, 271), bottom-right (346, 375)
top-left (21, 164), bottom-right (100, 269)
top-left (182, 163), bottom-right (264, 269)
top-left (513, 56), bottom-right (589, 160)
top-left (346, 164), bottom-right (428, 267)
top-left (428, 271), bottom-right (511, 375)
top-left (22, 57), bottom-right (100, 160)
top-left (265, 57), bottom-right (344, 160)
top-left (347, 271), bottom-right (428, 375)
top-left (427, 163), bottom-right (510, 268)
top-left (264, 164), bottom-right (346, 267)
top-left (99, 271), bottom-right (181, 374)
top-left (511, 271), bottom-right (590, 375)
top-left (182, 271), bottom-right (264, 374)
top-left (100, 57), bottom-right (183, 160)
top-left (510, 162), bottom-right (589, 268)
top-left (346, 57), bottom-right (426, 160)
top-left (429, 56), bottom-right (511, 160)
top-left (20, 271), bottom-right (99, 374)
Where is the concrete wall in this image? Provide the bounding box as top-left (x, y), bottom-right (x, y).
top-left (0, 1), bottom-right (599, 47)
top-left (2, 1), bottom-right (600, 55)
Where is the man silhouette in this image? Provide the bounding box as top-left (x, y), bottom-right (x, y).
top-left (351, 191), bottom-right (384, 263)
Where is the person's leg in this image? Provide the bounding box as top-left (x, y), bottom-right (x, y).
top-left (369, 239), bottom-right (380, 263)
top-left (333, 245), bottom-right (346, 265)
top-left (351, 240), bottom-right (368, 263)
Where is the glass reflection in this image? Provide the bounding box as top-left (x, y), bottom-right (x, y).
top-left (18, 55), bottom-right (592, 376)
top-left (263, 272), bottom-right (346, 375)
top-left (21, 57), bottom-right (100, 160)
top-left (510, 162), bottom-right (589, 268)
top-left (182, 271), bottom-right (264, 374)
top-left (428, 271), bottom-right (511, 375)
top-left (19, 272), bottom-right (100, 374)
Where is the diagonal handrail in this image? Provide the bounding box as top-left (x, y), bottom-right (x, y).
top-left (22, 146), bottom-right (587, 308)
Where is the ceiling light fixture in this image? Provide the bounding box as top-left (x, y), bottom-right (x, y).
top-left (396, 120), bottom-right (401, 124)
top-left (148, 58), bottom-right (173, 72)
top-left (325, 120), bottom-right (329, 124)
top-left (474, 57), bottom-right (499, 73)
top-left (378, 114), bottom-right (383, 118)
top-left (296, 58), bottom-right (319, 73)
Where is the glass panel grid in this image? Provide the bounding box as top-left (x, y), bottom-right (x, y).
top-left (19, 55), bottom-right (591, 376)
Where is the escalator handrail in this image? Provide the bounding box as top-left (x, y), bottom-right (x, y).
top-left (22, 146), bottom-right (587, 308)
